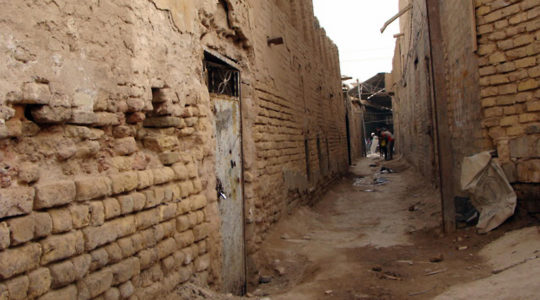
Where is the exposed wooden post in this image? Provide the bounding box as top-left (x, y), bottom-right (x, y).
top-left (425, 0), bottom-right (456, 233)
top-left (381, 3), bottom-right (413, 33)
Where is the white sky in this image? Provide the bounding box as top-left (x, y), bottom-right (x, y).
top-left (313, 0), bottom-right (400, 83)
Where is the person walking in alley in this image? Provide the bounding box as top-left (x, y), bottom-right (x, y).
top-left (381, 128), bottom-right (394, 160)
top-left (376, 128), bottom-right (386, 159)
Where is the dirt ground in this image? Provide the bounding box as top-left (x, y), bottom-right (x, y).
top-left (244, 156), bottom-right (540, 300)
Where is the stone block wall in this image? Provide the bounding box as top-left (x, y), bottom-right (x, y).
top-left (0, 0), bottom-right (347, 298)
top-left (475, 0), bottom-right (540, 186)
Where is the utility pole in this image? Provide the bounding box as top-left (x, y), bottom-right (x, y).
top-left (358, 79), bottom-right (368, 156)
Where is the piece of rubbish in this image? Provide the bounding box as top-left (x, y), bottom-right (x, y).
top-left (275, 266), bottom-right (286, 276)
top-left (425, 268), bottom-right (447, 276)
top-left (325, 290), bottom-right (333, 295)
top-left (457, 245), bottom-right (468, 251)
top-left (408, 204), bottom-right (418, 211)
top-left (408, 286), bottom-right (435, 296)
top-left (380, 167), bottom-right (395, 174)
top-left (373, 177), bottom-right (389, 185)
top-left (380, 272), bottom-right (402, 281)
top-left (461, 152), bottom-right (517, 233)
top-left (455, 196), bottom-right (479, 227)
top-left (430, 254), bottom-right (444, 263)
top-left (369, 164), bottom-right (378, 167)
top-left (363, 189), bottom-right (376, 192)
top-left (353, 177), bottom-right (369, 186)
top-left (259, 275), bottom-right (272, 284)
top-left (280, 234), bottom-right (290, 240)
top-left (397, 260), bottom-right (414, 265)
top-left (371, 266), bottom-right (382, 272)
top-left (492, 254), bottom-right (539, 274)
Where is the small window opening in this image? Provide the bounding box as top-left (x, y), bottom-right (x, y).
top-left (204, 52), bottom-right (239, 97)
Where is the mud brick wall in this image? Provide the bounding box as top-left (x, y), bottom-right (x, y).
top-left (391, 0), bottom-right (539, 212)
top-left (0, 0), bottom-right (347, 298)
top-left (244, 1), bottom-right (347, 275)
top-left (391, 0), bottom-right (493, 192)
top-left (475, 0), bottom-right (540, 191)
top-left (0, 0), bottom-right (236, 298)
top-left (390, 0), bottom-right (440, 182)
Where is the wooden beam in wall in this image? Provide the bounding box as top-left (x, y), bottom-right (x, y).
top-left (425, 0), bottom-right (456, 233)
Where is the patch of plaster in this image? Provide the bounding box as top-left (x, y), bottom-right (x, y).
top-left (150, 0), bottom-right (196, 33)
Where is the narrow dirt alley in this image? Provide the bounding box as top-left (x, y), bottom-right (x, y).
top-left (247, 156), bottom-right (538, 300)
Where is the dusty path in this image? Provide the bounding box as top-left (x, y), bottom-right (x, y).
top-left (248, 157), bottom-right (536, 299)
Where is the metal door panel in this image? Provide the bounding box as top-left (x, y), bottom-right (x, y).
top-left (214, 96), bottom-right (244, 294)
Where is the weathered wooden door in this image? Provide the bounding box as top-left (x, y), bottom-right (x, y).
top-left (213, 94), bottom-right (245, 294)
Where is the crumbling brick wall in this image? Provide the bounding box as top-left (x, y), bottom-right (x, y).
top-left (390, 0), bottom-right (439, 182)
top-left (0, 1), bottom-right (223, 298)
top-left (474, 0), bottom-right (540, 201)
top-left (244, 0), bottom-right (347, 281)
top-left (391, 0), bottom-right (539, 218)
top-left (0, 0), bottom-right (346, 298)
top-left (391, 0), bottom-right (494, 189)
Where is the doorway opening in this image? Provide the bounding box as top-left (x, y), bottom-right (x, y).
top-left (204, 50), bottom-right (245, 295)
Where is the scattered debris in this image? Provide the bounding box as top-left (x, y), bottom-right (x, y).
top-left (492, 254), bottom-right (540, 274)
top-left (430, 254), bottom-right (444, 263)
top-left (274, 265), bottom-right (286, 276)
top-left (408, 204), bottom-right (418, 211)
top-left (455, 196), bottom-right (479, 227)
top-left (406, 225), bottom-right (417, 233)
top-left (380, 272), bottom-right (402, 281)
top-left (353, 177), bottom-right (369, 186)
top-left (380, 167), bottom-right (395, 174)
top-left (280, 234), bottom-right (290, 240)
top-left (372, 267), bottom-right (403, 281)
top-left (461, 152), bottom-right (517, 233)
top-left (397, 260), bottom-right (414, 265)
top-left (425, 268), bottom-right (447, 276)
top-left (373, 177), bottom-right (389, 185)
top-left (325, 290), bottom-right (333, 295)
top-left (259, 275), bottom-right (272, 284)
top-left (369, 164), bottom-right (378, 167)
top-left (457, 245), bottom-right (468, 251)
top-left (408, 286), bottom-right (436, 296)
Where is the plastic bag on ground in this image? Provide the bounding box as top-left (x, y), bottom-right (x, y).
top-left (461, 152), bottom-right (516, 233)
